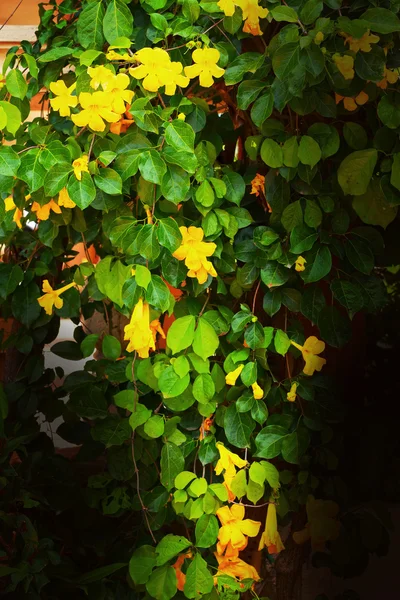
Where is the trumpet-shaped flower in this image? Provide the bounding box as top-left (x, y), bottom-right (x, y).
top-left (164, 62), bottom-right (190, 96)
top-left (344, 30), bottom-right (379, 53)
top-left (31, 199), bottom-right (62, 221)
top-left (295, 256), bottom-right (306, 272)
top-left (172, 226), bottom-right (217, 284)
top-left (287, 382), bottom-right (297, 402)
top-left (291, 336), bottom-right (326, 376)
top-left (225, 364), bottom-right (244, 386)
top-left (49, 80), bottom-right (77, 117)
top-left (37, 280), bottom-right (76, 315)
top-left (333, 54), bottom-right (355, 80)
top-left (72, 155), bottom-right (89, 181)
top-left (150, 318), bottom-right (166, 347)
top-left (335, 91), bottom-right (369, 111)
top-left (215, 553), bottom-right (260, 581)
top-left (172, 553), bottom-right (192, 591)
top-left (293, 495), bottom-right (340, 551)
top-left (258, 503), bottom-right (285, 554)
top-left (129, 48), bottom-right (189, 94)
top-left (215, 442), bottom-right (247, 501)
top-left (237, 0), bottom-right (268, 36)
top-left (87, 65), bottom-right (114, 90)
top-left (218, 0), bottom-right (236, 16)
top-left (124, 298), bottom-right (164, 358)
top-left (106, 50), bottom-right (132, 61)
top-left (250, 173), bottom-right (265, 197)
top-left (376, 67), bottom-right (399, 90)
top-left (58, 187), bottom-right (76, 208)
top-left (216, 504), bottom-right (261, 556)
top-left (72, 92), bottom-right (120, 132)
top-left (101, 73), bottom-right (135, 113)
top-left (184, 48), bottom-right (225, 88)
top-left (252, 381), bottom-right (263, 399)
top-left (5, 196), bottom-right (23, 229)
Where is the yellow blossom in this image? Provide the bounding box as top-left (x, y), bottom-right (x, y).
top-left (225, 364), bottom-right (244, 386)
top-left (5, 196), bottom-right (23, 229)
top-left (31, 199), bottom-right (62, 221)
top-left (293, 495), bottom-right (340, 551)
top-left (164, 62), bottom-right (190, 96)
top-left (287, 382), bottom-right (297, 402)
top-left (218, 0), bottom-right (236, 16)
top-left (216, 504), bottom-right (261, 556)
top-left (258, 503), bottom-right (285, 554)
top-left (150, 319), bottom-right (166, 347)
top-left (184, 48), bottom-right (225, 88)
top-left (250, 173), bottom-right (265, 197)
top-left (124, 298), bottom-right (164, 358)
top-left (172, 226), bottom-right (217, 284)
top-left (333, 54), bottom-right (355, 80)
top-left (215, 442), bottom-right (247, 501)
top-left (49, 80), bottom-right (77, 117)
top-left (291, 336), bottom-right (326, 376)
top-left (215, 553), bottom-right (260, 581)
top-left (72, 155), bottom-right (89, 181)
top-left (101, 73), bottom-right (135, 114)
top-left (376, 67), bottom-right (399, 89)
top-left (58, 187), bottom-right (76, 208)
top-left (172, 553), bottom-right (192, 591)
top-left (335, 91), bottom-right (369, 111)
top-left (252, 382), bottom-right (263, 399)
top-left (295, 256), bottom-right (306, 272)
top-left (237, 0), bottom-right (268, 36)
top-left (72, 92), bottom-right (121, 132)
top-left (344, 30), bottom-right (379, 53)
top-left (106, 50), bottom-right (132, 61)
top-left (177, 112), bottom-right (186, 121)
top-left (87, 65), bottom-right (114, 90)
top-left (37, 279), bottom-right (76, 315)
top-left (129, 48), bottom-right (189, 94)
top-left (314, 31), bottom-right (324, 44)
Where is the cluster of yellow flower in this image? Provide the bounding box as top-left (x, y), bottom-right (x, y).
top-left (37, 280), bottom-right (77, 315)
top-left (173, 226), bottom-right (217, 285)
top-left (291, 336), bottom-right (326, 376)
top-left (5, 188), bottom-right (76, 229)
top-left (218, 0), bottom-right (268, 36)
top-left (225, 364), bottom-right (264, 399)
top-left (123, 297), bottom-right (165, 358)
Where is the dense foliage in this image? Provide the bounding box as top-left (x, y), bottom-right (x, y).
top-left (0, 0), bottom-right (398, 598)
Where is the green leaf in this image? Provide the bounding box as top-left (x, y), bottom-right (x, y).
top-left (137, 224), bottom-right (160, 261)
top-left (102, 335), bottom-right (121, 360)
top-left (272, 43), bottom-right (300, 80)
top-left (6, 70), bottom-right (27, 99)
top-left (301, 284), bottom-right (326, 323)
top-left (103, 0), bottom-right (134, 45)
top-left (95, 256), bottom-right (132, 307)
top-left (330, 279), bottom-right (364, 315)
top-left (298, 136), bottom-right (321, 168)
top-left (193, 317), bottom-right (219, 360)
top-left (184, 553), bottom-right (214, 599)
top-left (129, 404), bottom-right (152, 431)
top-left (251, 400), bottom-right (269, 425)
top-left (343, 122), bottom-right (368, 150)
top-left (193, 374), bottom-right (215, 403)
top-left (378, 93), bottom-right (400, 129)
top-left (261, 138), bottom-right (283, 168)
top-left (160, 442), bottom-right (185, 490)
top-left (165, 120), bottom-right (195, 153)
top-left (159, 367), bottom-right (190, 398)
top-left (0, 146), bottom-right (20, 177)
top-left (352, 179), bottom-right (397, 229)
top-left (282, 136), bottom-right (299, 168)
top-left (195, 514), bottom-right (219, 548)
top-left (94, 168), bottom-right (122, 195)
top-left (281, 200), bottom-right (303, 232)
top-left (224, 403), bottom-right (255, 448)
top-left (261, 262), bottom-right (290, 288)
top-left (139, 150), bottom-right (167, 184)
top-left (0, 101), bottom-right (21, 135)
top-left (129, 546), bottom-right (157, 585)
top-left (18, 149), bottom-right (46, 192)
top-left (319, 306), bottom-right (352, 349)
top-left (13, 282), bottom-right (41, 327)
top-left (114, 389), bottom-right (136, 410)
top-left (91, 416), bottom-right (131, 447)
top-left (146, 275), bottom-right (170, 312)
top-left (167, 315), bottom-right (196, 354)
top-left (261, 461), bottom-right (280, 490)
top-left (156, 535), bottom-right (191, 566)
top-left (38, 47), bottom-right (73, 62)
top-left (144, 415), bottom-right (165, 438)
top-left (0, 264), bottom-right (23, 299)
top-left (281, 429), bottom-right (310, 464)
top-left (338, 149), bottom-right (378, 196)
top-left (230, 469), bottom-right (247, 499)
top-left (300, 0), bottom-right (323, 24)
top-left (146, 565), bottom-right (177, 600)
top-left (355, 45), bottom-right (385, 82)
top-left (224, 52), bottom-right (265, 86)
top-left (390, 153), bottom-right (400, 192)
top-left (251, 92), bottom-right (274, 127)
top-left (76, 563), bottom-right (127, 585)
top-left (67, 172), bottom-right (96, 209)
top-left (274, 329), bottom-right (290, 356)
top-left (361, 8), bottom-right (400, 34)
top-left (157, 218), bottom-right (182, 252)
top-left (78, 1), bottom-right (105, 49)
top-left (345, 236), bottom-right (374, 274)
top-left (255, 425), bottom-right (287, 459)
top-left (244, 321), bottom-right (265, 349)
top-left (223, 172), bottom-right (245, 206)
top-left (300, 245), bottom-right (332, 283)
top-left (270, 6), bottom-right (298, 22)
top-left (69, 386), bottom-right (108, 419)
top-left (162, 165), bottom-right (190, 204)
top-left (305, 199), bottom-right (322, 229)
top-left (290, 225), bottom-right (318, 253)
top-left (44, 164), bottom-right (72, 196)
top-left (237, 80), bottom-right (266, 110)
top-left (308, 123), bottom-right (340, 159)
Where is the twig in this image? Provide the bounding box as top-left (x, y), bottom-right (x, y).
top-left (17, 146), bottom-right (39, 154)
top-left (199, 290), bottom-right (211, 317)
top-left (87, 134), bottom-right (96, 162)
top-left (232, 500), bottom-right (273, 508)
top-left (0, 0), bottom-right (24, 32)
top-left (131, 434), bottom-right (157, 544)
top-left (252, 280), bottom-right (261, 314)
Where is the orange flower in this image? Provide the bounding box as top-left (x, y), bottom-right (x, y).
top-left (172, 553), bottom-right (192, 591)
top-left (343, 30), bottom-right (379, 53)
top-left (376, 67), bottom-right (399, 90)
top-left (216, 504), bottom-right (261, 557)
top-left (199, 416), bottom-right (214, 441)
top-left (258, 503), bottom-right (285, 554)
top-left (250, 173), bottom-right (265, 197)
top-left (215, 553), bottom-right (260, 581)
top-left (31, 199), bottom-right (62, 220)
top-left (335, 91), bottom-right (368, 112)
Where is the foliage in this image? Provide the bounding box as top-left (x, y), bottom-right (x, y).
top-left (0, 0), bottom-right (397, 597)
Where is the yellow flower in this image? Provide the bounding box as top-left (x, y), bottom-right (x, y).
top-left (5, 196), bottom-right (23, 229)
top-left (172, 226), bottom-right (217, 284)
top-left (252, 382), bottom-right (263, 399)
top-left (87, 65), bottom-right (114, 90)
top-left (376, 67), bottom-right (399, 90)
top-left (291, 336), bottom-right (326, 376)
top-left (49, 80), bottom-right (77, 117)
top-left (287, 382), bottom-right (297, 402)
top-left (124, 298), bottom-right (164, 358)
top-left (106, 50), bottom-right (132, 61)
top-left (38, 280), bottom-right (76, 315)
top-left (177, 112), bottom-right (186, 121)
top-left (314, 31), bottom-right (324, 45)
top-left (333, 54), bottom-right (355, 80)
top-left (258, 503), bottom-right (285, 554)
top-left (215, 553), bottom-right (260, 581)
top-left (218, 0), bottom-right (236, 17)
top-left (216, 504), bottom-right (261, 556)
top-left (72, 92), bottom-right (121, 132)
top-left (58, 187), bottom-right (76, 208)
top-left (293, 495), bottom-right (340, 551)
top-left (72, 155), bottom-right (89, 181)
top-left (335, 91), bottom-right (369, 111)
top-left (184, 48), bottom-right (225, 88)
top-left (215, 442), bottom-right (247, 501)
top-left (250, 173), bottom-right (265, 197)
top-left (225, 364), bottom-right (244, 386)
top-left (150, 319), bottom-right (166, 347)
top-left (295, 256), bottom-right (306, 272)
top-left (101, 73), bottom-right (135, 114)
top-left (31, 199), bottom-right (62, 221)
top-left (344, 30), bottom-right (379, 53)
top-left (237, 0), bottom-right (268, 36)
top-left (129, 48), bottom-right (188, 94)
